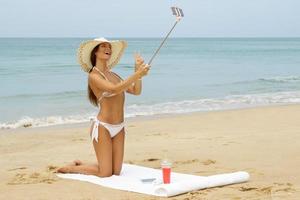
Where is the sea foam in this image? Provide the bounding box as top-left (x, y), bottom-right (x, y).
top-left (1, 91), bottom-right (300, 129)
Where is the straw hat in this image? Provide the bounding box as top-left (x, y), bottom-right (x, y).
top-left (77, 37), bottom-right (127, 72)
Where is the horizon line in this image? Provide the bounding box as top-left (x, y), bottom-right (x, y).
top-left (1, 36), bottom-right (300, 39)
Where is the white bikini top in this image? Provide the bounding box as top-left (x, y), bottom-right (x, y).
top-left (92, 67), bottom-right (123, 104)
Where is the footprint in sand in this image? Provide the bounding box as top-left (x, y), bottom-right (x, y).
top-left (7, 172), bottom-right (58, 185)
top-left (127, 158), bottom-right (163, 163)
top-left (7, 167), bottom-right (27, 171)
top-left (239, 186), bottom-right (258, 192)
top-left (7, 165), bottom-right (59, 185)
top-left (239, 183), bottom-right (296, 198)
top-left (273, 182), bottom-right (285, 186)
top-left (47, 165), bottom-right (60, 172)
top-left (187, 190), bottom-right (208, 197)
top-left (273, 182), bottom-right (293, 187)
top-left (143, 158), bottom-right (160, 162)
top-left (271, 182), bottom-right (296, 197)
top-left (142, 158), bottom-right (161, 168)
top-left (239, 185), bottom-right (273, 195)
top-left (201, 159), bottom-right (216, 165)
top-left (174, 159), bottom-right (200, 165)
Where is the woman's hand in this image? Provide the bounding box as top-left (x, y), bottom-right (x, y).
top-left (134, 52), bottom-right (145, 72)
top-left (137, 63), bottom-right (150, 78)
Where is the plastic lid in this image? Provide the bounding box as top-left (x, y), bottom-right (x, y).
top-left (160, 159), bottom-right (172, 166)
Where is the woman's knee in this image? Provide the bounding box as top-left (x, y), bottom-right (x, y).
top-left (95, 167), bottom-right (121, 177)
top-left (95, 164), bottom-right (113, 177)
top-left (96, 171), bottom-right (113, 177)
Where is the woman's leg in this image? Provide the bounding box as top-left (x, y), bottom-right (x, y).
top-left (92, 124), bottom-right (113, 177)
top-left (112, 127), bottom-right (125, 175)
top-left (57, 125), bottom-right (113, 177)
top-left (56, 164), bottom-right (99, 175)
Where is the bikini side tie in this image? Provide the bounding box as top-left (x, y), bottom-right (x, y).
top-left (91, 118), bottom-right (100, 143)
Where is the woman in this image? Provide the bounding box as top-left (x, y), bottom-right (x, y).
top-left (57, 37), bottom-right (150, 177)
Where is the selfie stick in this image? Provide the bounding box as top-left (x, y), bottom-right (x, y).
top-left (147, 7), bottom-right (184, 66)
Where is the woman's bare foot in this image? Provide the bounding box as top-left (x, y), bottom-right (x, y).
top-left (55, 164), bottom-right (99, 175)
top-left (56, 165), bottom-right (76, 173)
top-left (54, 160), bottom-right (83, 173)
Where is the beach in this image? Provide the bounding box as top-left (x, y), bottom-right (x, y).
top-left (0, 104), bottom-right (299, 200)
top-left (1, 0), bottom-right (300, 199)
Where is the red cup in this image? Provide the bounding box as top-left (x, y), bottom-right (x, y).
top-left (161, 160), bottom-right (172, 184)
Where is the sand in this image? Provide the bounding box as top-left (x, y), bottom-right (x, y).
top-left (0, 104), bottom-right (299, 200)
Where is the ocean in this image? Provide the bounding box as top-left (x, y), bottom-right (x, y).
top-left (1, 37), bottom-right (300, 129)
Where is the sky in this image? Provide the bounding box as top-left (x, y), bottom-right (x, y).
top-left (1, 0), bottom-right (300, 37)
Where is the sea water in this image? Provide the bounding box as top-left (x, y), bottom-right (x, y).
top-left (1, 38), bottom-right (300, 128)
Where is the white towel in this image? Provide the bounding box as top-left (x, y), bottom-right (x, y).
top-left (56, 163), bottom-right (250, 197)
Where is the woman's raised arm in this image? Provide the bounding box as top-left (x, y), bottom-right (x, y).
top-left (89, 64), bottom-right (150, 95)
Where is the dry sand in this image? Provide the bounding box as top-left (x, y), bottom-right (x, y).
top-left (0, 104), bottom-right (299, 199)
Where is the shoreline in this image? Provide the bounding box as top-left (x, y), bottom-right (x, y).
top-left (1, 102), bottom-right (300, 133)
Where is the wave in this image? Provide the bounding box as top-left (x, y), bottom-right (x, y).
top-left (258, 75), bottom-right (300, 83)
top-left (125, 90), bottom-right (300, 117)
top-left (0, 64), bottom-right (77, 76)
top-left (0, 90), bottom-right (85, 99)
top-left (0, 114), bottom-right (95, 129)
top-left (1, 90), bottom-right (300, 129)
top-left (206, 75), bottom-right (300, 88)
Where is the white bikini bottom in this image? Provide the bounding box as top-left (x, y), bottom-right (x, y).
top-left (90, 118), bottom-right (125, 143)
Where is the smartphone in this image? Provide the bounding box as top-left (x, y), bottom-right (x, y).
top-left (140, 178), bottom-right (156, 183)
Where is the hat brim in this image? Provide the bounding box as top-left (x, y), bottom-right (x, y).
top-left (77, 39), bottom-right (127, 72)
